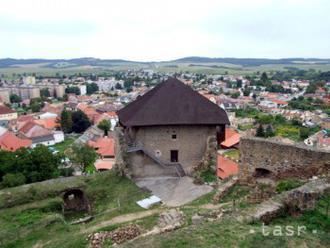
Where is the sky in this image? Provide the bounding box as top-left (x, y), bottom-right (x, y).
top-left (1, 0), bottom-right (330, 61)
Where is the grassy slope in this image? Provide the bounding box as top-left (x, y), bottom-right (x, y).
top-left (0, 171), bottom-right (150, 247)
top-left (121, 188), bottom-right (330, 248)
top-left (0, 173), bottom-right (329, 248)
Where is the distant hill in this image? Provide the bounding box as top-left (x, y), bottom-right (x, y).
top-left (0, 58), bottom-right (145, 68)
top-left (171, 56), bottom-right (330, 66)
top-left (0, 57), bottom-right (330, 68)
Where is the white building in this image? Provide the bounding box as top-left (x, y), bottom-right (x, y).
top-left (78, 85), bottom-right (87, 95)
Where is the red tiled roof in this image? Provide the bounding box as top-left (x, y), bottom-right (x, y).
top-left (221, 128), bottom-right (240, 148)
top-left (17, 115), bottom-right (34, 122)
top-left (95, 159), bottom-right (114, 170)
top-left (88, 136), bottom-right (115, 157)
top-left (19, 121), bottom-right (52, 138)
top-left (271, 99), bottom-right (288, 105)
top-left (217, 154), bottom-right (239, 179)
top-left (34, 117), bottom-right (59, 130)
top-left (0, 105), bottom-right (15, 115)
top-left (0, 131), bottom-right (31, 151)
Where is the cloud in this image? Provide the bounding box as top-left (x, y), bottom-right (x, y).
top-left (0, 0), bottom-right (329, 60)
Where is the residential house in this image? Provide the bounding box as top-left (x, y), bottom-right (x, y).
top-left (0, 105), bottom-right (17, 121)
top-left (0, 129), bottom-right (32, 151)
top-left (18, 122), bottom-right (61, 147)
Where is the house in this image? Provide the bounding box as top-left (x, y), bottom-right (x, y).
top-left (0, 105), bottom-right (18, 121)
top-left (117, 77), bottom-right (230, 177)
top-left (0, 130), bottom-right (32, 151)
top-left (18, 122), bottom-right (60, 147)
top-left (88, 136), bottom-right (115, 159)
top-left (88, 136), bottom-right (115, 171)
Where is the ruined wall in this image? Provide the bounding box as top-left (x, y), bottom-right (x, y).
top-left (239, 137), bottom-right (330, 182)
top-left (128, 125), bottom-right (218, 177)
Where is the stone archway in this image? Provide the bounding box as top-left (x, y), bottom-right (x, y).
top-left (253, 168), bottom-right (273, 179)
top-left (62, 188), bottom-right (91, 213)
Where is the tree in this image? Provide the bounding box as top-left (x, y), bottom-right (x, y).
top-left (256, 124), bottom-right (265, 137)
top-left (65, 86), bottom-right (80, 95)
top-left (243, 87), bottom-right (251, 96)
top-left (305, 84), bottom-right (317, 94)
top-left (115, 83), bottom-right (123, 90)
top-left (40, 88), bottom-right (50, 98)
top-left (60, 108), bottom-right (73, 133)
top-left (231, 92), bottom-right (240, 99)
top-left (86, 83), bottom-right (99, 95)
top-left (72, 110), bottom-right (91, 133)
top-left (300, 127), bottom-right (310, 140)
top-left (10, 94), bottom-right (22, 103)
top-left (30, 102), bottom-right (41, 112)
top-left (265, 125), bottom-right (275, 138)
top-left (69, 144), bottom-right (97, 172)
top-left (1, 173), bottom-right (26, 188)
top-left (260, 72), bottom-right (269, 84)
top-left (97, 119), bottom-right (111, 136)
top-left (0, 146), bottom-right (62, 188)
top-left (30, 98), bottom-right (45, 113)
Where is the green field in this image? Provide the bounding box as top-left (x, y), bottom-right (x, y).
top-left (1, 62), bottom-right (330, 79)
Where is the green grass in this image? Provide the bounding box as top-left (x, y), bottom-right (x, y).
top-left (238, 124), bottom-right (254, 131)
top-left (50, 137), bottom-right (76, 153)
top-left (276, 179), bottom-right (304, 193)
top-left (122, 194), bottom-right (330, 248)
top-left (0, 171), bottom-right (150, 247)
top-left (223, 149), bottom-right (240, 161)
top-left (275, 125), bottom-right (300, 141)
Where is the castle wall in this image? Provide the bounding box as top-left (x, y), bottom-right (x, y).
top-left (239, 137), bottom-right (330, 182)
top-left (128, 125), bottom-right (219, 177)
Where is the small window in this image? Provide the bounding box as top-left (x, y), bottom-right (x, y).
top-left (172, 134), bottom-right (177, 139)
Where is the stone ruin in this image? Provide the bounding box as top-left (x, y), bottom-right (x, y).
top-left (61, 188), bottom-right (91, 214)
top-left (239, 137), bottom-right (330, 183)
top-left (247, 178), bottom-right (330, 224)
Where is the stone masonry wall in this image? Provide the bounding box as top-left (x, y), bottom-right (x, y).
top-left (239, 137), bottom-right (330, 182)
top-left (128, 125), bottom-right (217, 177)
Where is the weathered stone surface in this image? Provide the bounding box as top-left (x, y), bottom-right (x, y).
top-left (247, 179), bottom-right (330, 223)
top-left (283, 178), bottom-right (330, 212)
top-left (213, 177), bottom-right (238, 203)
top-left (126, 125), bottom-right (219, 177)
top-left (157, 209), bottom-right (185, 229)
top-left (191, 214), bottom-right (204, 225)
top-left (239, 137), bottom-right (330, 182)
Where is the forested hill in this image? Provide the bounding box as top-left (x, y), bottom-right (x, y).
top-left (1, 57), bottom-right (330, 68)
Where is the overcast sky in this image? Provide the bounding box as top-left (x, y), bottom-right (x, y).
top-left (1, 0), bottom-right (330, 61)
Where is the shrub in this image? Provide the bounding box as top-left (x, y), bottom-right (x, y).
top-left (59, 167), bottom-right (74, 177)
top-left (1, 173), bottom-right (26, 188)
top-left (200, 169), bottom-right (217, 183)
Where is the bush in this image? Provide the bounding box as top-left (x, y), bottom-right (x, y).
top-left (276, 179), bottom-right (303, 193)
top-left (59, 167), bottom-right (74, 177)
top-left (1, 173), bottom-right (26, 188)
top-left (200, 169), bottom-right (217, 183)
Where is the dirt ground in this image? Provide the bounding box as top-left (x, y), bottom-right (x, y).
top-left (135, 176), bottom-right (213, 207)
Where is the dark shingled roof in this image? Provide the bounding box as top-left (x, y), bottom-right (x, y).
top-left (118, 77), bottom-right (230, 127)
